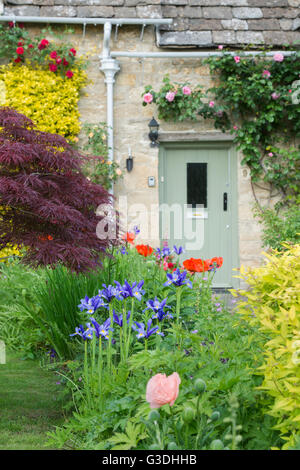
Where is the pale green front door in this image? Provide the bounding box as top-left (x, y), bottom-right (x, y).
top-left (159, 142), bottom-right (239, 288)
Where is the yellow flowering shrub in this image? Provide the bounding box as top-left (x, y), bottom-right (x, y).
top-left (0, 64), bottom-right (87, 140)
top-left (231, 243), bottom-right (300, 449)
top-left (0, 64), bottom-right (87, 260)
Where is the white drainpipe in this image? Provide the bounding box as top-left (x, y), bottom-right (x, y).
top-left (100, 22), bottom-right (120, 195)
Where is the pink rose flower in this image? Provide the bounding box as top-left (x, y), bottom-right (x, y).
top-left (268, 152), bottom-right (273, 157)
top-left (273, 53), bottom-right (284, 62)
top-left (146, 372), bottom-right (181, 409)
top-left (182, 86), bottom-right (191, 95)
top-left (234, 56), bottom-right (240, 64)
top-left (143, 92), bottom-right (153, 104)
top-left (233, 125), bottom-right (238, 130)
top-left (209, 101), bottom-right (215, 108)
top-left (218, 45), bottom-right (223, 50)
top-left (262, 70), bottom-right (271, 78)
top-left (166, 91), bottom-right (176, 102)
top-left (271, 92), bottom-right (280, 100)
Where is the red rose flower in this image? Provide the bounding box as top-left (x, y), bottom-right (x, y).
top-left (63, 58), bottom-right (69, 66)
top-left (14, 57), bottom-right (22, 63)
top-left (8, 22), bottom-right (14, 28)
top-left (47, 235), bottom-right (53, 241)
top-left (18, 23), bottom-right (24, 29)
top-left (49, 63), bottom-right (57, 72)
top-left (38, 39), bottom-right (49, 50)
top-left (28, 44), bottom-right (34, 49)
top-left (17, 41), bottom-right (23, 46)
top-left (69, 48), bottom-right (76, 56)
top-left (50, 50), bottom-right (57, 59)
top-left (56, 57), bottom-right (62, 64)
top-left (16, 47), bottom-right (24, 55)
top-left (66, 70), bottom-right (73, 78)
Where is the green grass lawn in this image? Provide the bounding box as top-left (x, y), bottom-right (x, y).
top-left (0, 351), bottom-right (66, 450)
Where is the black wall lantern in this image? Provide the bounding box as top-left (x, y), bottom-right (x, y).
top-left (126, 146), bottom-right (133, 172)
top-left (148, 117), bottom-right (159, 147)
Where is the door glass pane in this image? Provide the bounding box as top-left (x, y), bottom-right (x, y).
top-left (187, 163), bottom-right (207, 208)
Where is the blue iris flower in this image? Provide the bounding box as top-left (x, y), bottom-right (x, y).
top-left (90, 317), bottom-right (112, 340)
top-left (113, 310), bottom-right (131, 327)
top-left (164, 268), bottom-right (193, 288)
top-left (132, 319), bottom-right (162, 339)
top-left (78, 295), bottom-right (108, 314)
top-left (114, 280), bottom-right (145, 301)
top-left (133, 226), bottom-right (140, 235)
top-left (70, 323), bottom-right (95, 340)
top-left (100, 284), bottom-right (123, 302)
top-left (144, 297), bottom-right (172, 321)
top-left (173, 245), bottom-right (184, 255)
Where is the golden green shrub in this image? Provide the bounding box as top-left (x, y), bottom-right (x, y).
top-left (231, 243), bottom-right (300, 449)
top-left (0, 64), bottom-right (87, 140)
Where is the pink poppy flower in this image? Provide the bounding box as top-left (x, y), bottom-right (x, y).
top-left (146, 372), bottom-right (181, 409)
top-left (182, 86), bottom-right (191, 95)
top-left (209, 101), bottom-right (215, 108)
top-left (273, 53), bottom-right (284, 62)
top-left (166, 91), bottom-right (176, 102)
top-left (234, 56), bottom-right (240, 64)
top-left (143, 92), bottom-right (153, 104)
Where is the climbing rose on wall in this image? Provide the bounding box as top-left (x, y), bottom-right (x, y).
top-left (0, 107), bottom-right (118, 272)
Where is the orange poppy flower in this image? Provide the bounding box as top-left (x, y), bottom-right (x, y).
top-left (122, 232), bottom-right (135, 244)
top-left (47, 235), bottom-right (53, 241)
top-left (136, 244), bottom-right (153, 257)
top-left (183, 258), bottom-right (209, 273)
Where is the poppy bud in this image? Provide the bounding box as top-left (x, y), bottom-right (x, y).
top-left (148, 444), bottom-right (161, 450)
top-left (194, 378), bottom-right (206, 393)
top-left (210, 439), bottom-right (224, 450)
top-left (210, 411), bottom-right (221, 421)
top-left (168, 442), bottom-right (178, 450)
top-left (148, 410), bottom-right (160, 422)
top-left (183, 407), bottom-right (195, 423)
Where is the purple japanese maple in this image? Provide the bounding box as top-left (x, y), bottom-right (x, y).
top-left (0, 107), bottom-right (119, 271)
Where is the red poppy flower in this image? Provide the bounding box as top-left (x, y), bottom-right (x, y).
top-left (183, 258), bottom-right (209, 273)
top-left (208, 257), bottom-right (223, 269)
top-left (122, 232), bottom-right (135, 244)
top-left (47, 235), bottom-right (53, 241)
top-left (136, 244), bottom-right (153, 257)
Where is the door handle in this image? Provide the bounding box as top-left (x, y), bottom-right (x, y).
top-left (223, 193), bottom-right (228, 211)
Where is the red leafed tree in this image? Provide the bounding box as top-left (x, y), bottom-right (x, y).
top-left (0, 107), bottom-right (118, 271)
